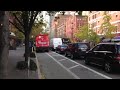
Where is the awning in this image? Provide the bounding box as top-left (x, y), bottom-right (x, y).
top-left (113, 36), bottom-right (120, 39)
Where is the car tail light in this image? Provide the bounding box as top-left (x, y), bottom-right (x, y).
top-left (115, 54), bottom-right (120, 60)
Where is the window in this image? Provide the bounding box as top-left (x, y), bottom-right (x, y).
top-left (92, 15), bottom-right (94, 19)
top-left (78, 44), bottom-right (88, 49)
top-left (92, 44), bottom-right (106, 51)
top-left (95, 14), bottom-right (97, 18)
top-left (92, 45), bottom-right (101, 51)
top-left (104, 45), bottom-right (116, 53)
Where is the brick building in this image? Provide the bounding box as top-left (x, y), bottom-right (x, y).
top-left (88, 11), bottom-right (120, 36)
top-left (65, 15), bottom-right (88, 42)
top-left (51, 14), bottom-right (88, 42)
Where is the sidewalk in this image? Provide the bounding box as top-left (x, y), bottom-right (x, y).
top-left (7, 47), bottom-right (40, 79)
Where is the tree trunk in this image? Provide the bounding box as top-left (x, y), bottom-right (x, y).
top-left (25, 31), bottom-right (30, 62)
top-left (0, 11), bottom-right (9, 79)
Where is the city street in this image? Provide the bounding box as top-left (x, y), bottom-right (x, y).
top-left (36, 51), bottom-right (120, 79)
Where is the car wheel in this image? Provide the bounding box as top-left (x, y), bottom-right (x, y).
top-left (65, 52), bottom-right (68, 57)
top-left (104, 62), bottom-right (112, 73)
top-left (55, 50), bottom-right (57, 53)
top-left (58, 51), bottom-right (60, 54)
top-left (46, 50), bottom-right (49, 52)
top-left (71, 54), bottom-right (75, 60)
top-left (84, 57), bottom-right (90, 65)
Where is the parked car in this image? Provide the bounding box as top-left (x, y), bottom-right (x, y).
top-left (55, 44), bottom-right (68, 54)
top-left (64, 42), bottom-right (90, 59)
top-left (84, 43), bottom-right (120, 73)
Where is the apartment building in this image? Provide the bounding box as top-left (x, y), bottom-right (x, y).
top-left (66, 15), bottom-right (88, 41)
top-left (51, 14), bottom-right (71, 38)
top-left (51, 13), bottom-right (88, 41)
top-left (88, 11), bottom-right (120, 36)
top-left (56, 14), bottom-right (71, 38)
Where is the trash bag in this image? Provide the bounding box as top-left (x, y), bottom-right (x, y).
top-left (29, 59), bottom-right (37, 71)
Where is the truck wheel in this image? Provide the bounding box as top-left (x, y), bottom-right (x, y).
top-left (65, 52), bottom-right (68, 57)
top-left (71, 54), bottom-right (75, 60)
top-left (46, 49), bottom-right (49, 52)
top-left (36, 49), bottom-right (39, 53)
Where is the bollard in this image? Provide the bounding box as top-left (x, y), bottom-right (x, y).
top-left (32, 47), bottom-right (34, 52)
top-left (28, 57), bottom-right (30, 78)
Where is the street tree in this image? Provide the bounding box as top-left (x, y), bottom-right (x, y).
top-left (9, 11), bottom-right (59, 63)
top-left (9, 11), bottom-right (41, 62)
top-left (0, 11), bottom-right (9, 78)
top-left (75, 25), bottom-right (100, 44)
top-left (100, 11), bottom-right (116, 39)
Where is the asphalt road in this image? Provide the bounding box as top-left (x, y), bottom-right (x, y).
top-left (36, 51), bottom-right (120, 79)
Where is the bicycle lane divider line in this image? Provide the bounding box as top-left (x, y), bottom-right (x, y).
top-left (68, 65), bottom-right (80, 70)
top-left (58, 59), bottom-right (67, 62)
top-left (35, 52), bottom-right (42, 79)
top-left (46, 53), bottom-right (80, 79)
top-left (52, 51), bottom-right (112, 79)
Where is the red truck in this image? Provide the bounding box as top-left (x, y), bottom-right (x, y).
top-left (35, 34), bottom-right (49, 52)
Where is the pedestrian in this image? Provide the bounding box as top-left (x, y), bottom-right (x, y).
top-left (29, 41), bottom-right (32, 53)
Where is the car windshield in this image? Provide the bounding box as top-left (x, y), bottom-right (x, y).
top-left (61, 45), bottom-right (67, 48)
top-left (78, 43), bottom-right (88, 48)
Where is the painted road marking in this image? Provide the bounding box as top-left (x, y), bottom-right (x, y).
top-left (52, 55), bottom-right (61, 56)
top-left (35, 52), bottom-right (42, 79)
top-left (58, 59), bottom-right (66, 62)
top-left (52, 52), bottom-right (112, 79)
top-left (68, 65), bottom-right (80, 70)
top-left (46, 53), bottom-right (80, 79)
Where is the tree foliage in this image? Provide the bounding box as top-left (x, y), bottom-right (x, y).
top-left (11, 25), bottom-right (24, 40)
top-left (100, 11), bottom-right (116, 39)
top-left (75, 25), bottom-right (100, 43)
top-left (30, 21), bottom-right (46, 39)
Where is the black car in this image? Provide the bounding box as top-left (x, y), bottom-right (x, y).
top-left (64, 42), bottom-right (90, 59)
top-left (55, 44), bottom-right (68, 54)
top-left (84, 43), bottom-right (120, 73)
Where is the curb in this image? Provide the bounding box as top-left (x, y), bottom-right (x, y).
top-left (34, 51), bottom-right (45, 79)
top-left (30, 46), bottom-right (45, 79)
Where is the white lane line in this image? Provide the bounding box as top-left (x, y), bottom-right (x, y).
top-left (52, 52), bottom-right (112, 79)
top-left (68, 65), bottom-right (80, 70)
top-left (35, 52), bottom-right (42, 79)
top-left (52, 55), bottom-right (61, 56)
top-left (58, 59), bottom-right (66, 62)
top-left (46, 53), bottom-right (80, 79)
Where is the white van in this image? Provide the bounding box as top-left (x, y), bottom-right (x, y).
top-left (50, 38), bottom-right (62, 50)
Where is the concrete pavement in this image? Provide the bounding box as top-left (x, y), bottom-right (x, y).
top-left (7, 47), bottom-right (40, 79)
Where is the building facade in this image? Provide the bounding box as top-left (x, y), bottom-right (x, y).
top-left (88, 11), bottom-right (120, 36)
top-left (56, 14), bottom-right (71, 38)
top-left (66, 15), bottom-right (88, 42)
top-left (51, 13), bottom-right (88, 42)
